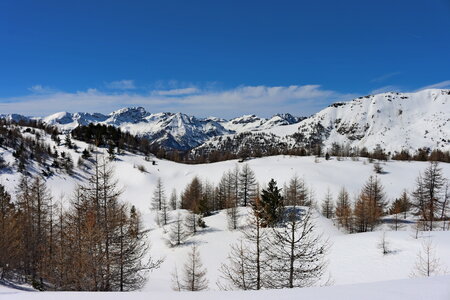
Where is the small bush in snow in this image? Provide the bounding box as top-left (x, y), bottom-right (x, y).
top-left (136, 164), bottom-right (148, 173)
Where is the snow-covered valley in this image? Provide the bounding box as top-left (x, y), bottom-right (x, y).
top-left (1, 129), bottom-right (450, 298)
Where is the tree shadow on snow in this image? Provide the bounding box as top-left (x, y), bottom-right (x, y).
top-left (0, 279), bottom-right (35, 292)
top-left (195, 226), bottom-right (221, 236)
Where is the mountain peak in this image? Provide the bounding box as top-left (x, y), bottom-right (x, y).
top-left (107, 107), bottom-right (149, 124)
top-left (43, 111), bottom-right (74, 124)
top-left (109, 106), bottom-right (147, 116)
top-left (230, 114), bottom-right (261, 124)
top-left (272, 113), bottom-right (302, 124)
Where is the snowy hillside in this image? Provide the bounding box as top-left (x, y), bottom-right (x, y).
top-left (2, 276), bottom-right (450, 300)
top-left (294, 89), bottom-right (450, 153)
top-left (194, 89), bottom-right (450, 157)
top-left (1, 125), bottom-right (450, 294)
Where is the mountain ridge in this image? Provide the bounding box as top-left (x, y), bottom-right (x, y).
top-left (1, 108), bottom-right (303, 151)
top-left (1, 89), bottom-right (449, 153)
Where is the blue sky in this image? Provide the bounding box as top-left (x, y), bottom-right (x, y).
top-left (1, 0), bottom-right (449, 118)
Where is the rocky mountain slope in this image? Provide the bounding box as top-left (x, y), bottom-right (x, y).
top-left (294, 89), bottom-right (450, 153)
top-left (1, 108), bottom-right (302, 150)
top-left (195, 89), bottom-right (450, 155)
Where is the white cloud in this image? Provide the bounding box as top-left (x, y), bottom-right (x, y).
top-left (105, 79), bottom-right (136, 90)
top-left (153, 87), bottom-right (200, 96)
top-left (417, 80), bottom-right (450, 91)
top-left (0, 84), bottom-right (356, 118)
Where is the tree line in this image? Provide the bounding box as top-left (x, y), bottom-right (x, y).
top-left (324, 161), bottom-right (449, 233)
top-left (150, 161), bottom-right (449, 255)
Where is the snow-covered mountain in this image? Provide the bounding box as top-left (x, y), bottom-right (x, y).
top-left (294, 89), bottom-right (450, 153)
top-left (0, 113), bottom-right (31, 123)
top-left (42, 111), bottom-right (108, 127)
top-left (195, 89), bottom-right (450, 155)
top-left (2, 107), bottom-right (303, 151)
top-left (39, 108), bottom-right (234, 150)
top-left (222, 113), bottom-right (303, 133)
top-left (1, 89), bottom-right (449, 153)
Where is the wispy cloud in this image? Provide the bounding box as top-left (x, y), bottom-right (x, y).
top-left (28, 84), bottom-right (54, 94)
top-left (0, 84), bottom-right (357, 118)
top-left (417, 80), bottom-right (450, 91)
top-left (105, 79), bottom-right (136, 90)
top-left (370, 72), bottom-right (401, 83)
top-left (152, 87), bottom-right (200, 96)
top-left (371, 85), bottom-right (402, 94)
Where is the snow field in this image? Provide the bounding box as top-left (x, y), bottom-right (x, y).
top-left (1, 133), bottom-right (450, 292)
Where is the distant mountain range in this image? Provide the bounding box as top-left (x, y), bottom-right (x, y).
top-left (2, 89), bottom-right (449, 153)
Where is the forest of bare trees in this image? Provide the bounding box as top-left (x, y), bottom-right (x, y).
top-left (153, 162), bottom-right (449, 253)
top-left (0, 157), bottom-right (161, 291)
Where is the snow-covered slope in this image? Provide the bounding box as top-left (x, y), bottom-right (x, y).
top-left (2, 276), bottom-right (450, 299)
top-left (222, 113), bottom-right (303, 133)
top-left (42, 111), bottom-right (108, 129)
top-left (294, 89), bottom-right (450, 152)
top-left (195, 89), bottom-right (450, 155)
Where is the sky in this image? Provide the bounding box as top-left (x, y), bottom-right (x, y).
top-left (0, 0), bottom-right (449, 118)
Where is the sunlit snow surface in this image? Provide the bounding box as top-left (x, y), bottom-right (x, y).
top-left (1, 131), bottom-right (450, 295)
top-left (1, 276), bottom-right (450, 299)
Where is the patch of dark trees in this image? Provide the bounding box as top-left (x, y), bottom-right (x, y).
top-left (0, 119), bottom-right (73, 175)
top-left (2, 119), bottom-right (449, 167)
